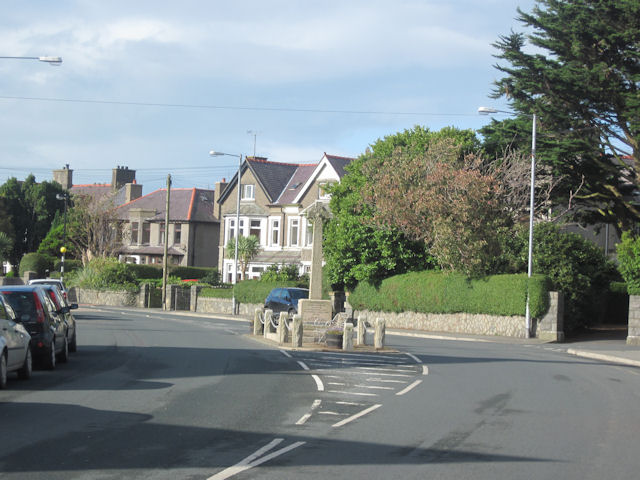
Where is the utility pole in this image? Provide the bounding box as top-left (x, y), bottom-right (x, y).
top-left (161, 174), bottom-right (171, 310)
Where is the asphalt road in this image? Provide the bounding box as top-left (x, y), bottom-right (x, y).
top-left (1, 306), bottom-right (639, 480)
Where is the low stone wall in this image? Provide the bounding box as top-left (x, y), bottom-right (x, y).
top-left (194, 296), bottom-right (260, 317)
top-left (627, 295), bottom-right (640, 346)
top-left (355, 291), bottom-right (564, 341)
top-left (71, 287), bottom-right (139, 307)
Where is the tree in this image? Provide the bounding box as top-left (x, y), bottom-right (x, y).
top-left (0, 232), bottom-right (12, 269)
top-left (491, 0), bottom-right (640, 229)
top-left (360, 138), bottom-right (512, 277)
top-left (0, 175), bottom-right (65, 267)
top-left (324, 126), bottom-right (479, 289)
top-left (225, 235), bottom-right (260, 280)
top-left (66, 193), bottom-right (122, 265)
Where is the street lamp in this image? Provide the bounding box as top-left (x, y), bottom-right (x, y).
top-left (0, 56), bottom-right (63, 65)
top-left (56, 193), bottom-right (69, 282)
top-left (209, 150), bottom-right (243, 315)
top-left (478, 106), bottom-right (537, 337)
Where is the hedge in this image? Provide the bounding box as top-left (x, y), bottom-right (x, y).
top-left (19, 253), bottom-right (52, 278)
top-left (199, 287), bottom-right (234, 299)
top-left (349, 271), bottom-right (550, 318)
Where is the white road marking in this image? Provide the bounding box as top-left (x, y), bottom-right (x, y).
top-left (318, 411), bottom-right (346, 416)
top-left (335, 401), bottom-right (368, 406)
top-left (332, 404), bottom-right (382, 428)
top-left (396, 380), bottom-right (423, 396)
top-left (327, 390), bottom-right (378, 397)
top-left (405, 352), bottom-right (422, 364)
top-left (353, 384), bottom-right (394, 390)
top-left (297, 361), bottom-right (310, 371)
top-left (207, 438), bottom-right (305, 480)
top-left (355, 366), bottom-right (416, 373)
top-left (328, 382), bottom-right (346, 386)
top-left (295, 399), bottom-right (321, 425)
top-left (422, 365), bottom-right (429, 376)
top-left (312, 375), bottom-right (324, 391)
top-left (279, 350), bottom-right (292, 358)
top-left (319, 369), bottom-right (411, 378)
top-left (367, 378), bottom-right (408, 384)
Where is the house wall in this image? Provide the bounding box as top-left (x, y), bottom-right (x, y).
top-left (191, 222), bottom-right (219, 267)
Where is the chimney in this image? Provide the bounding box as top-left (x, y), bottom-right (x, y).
top-left (112, 166), bottom-right (136, 191)
top-left (52, 164), bottom-right (73, 190)
top-left (124, 183), bottom-right (143, 203)
top-left (214, 179), bottom-right (228, 219)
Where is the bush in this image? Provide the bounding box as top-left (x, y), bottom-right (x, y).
top-left (19, 252), bottom-right (52, 278)
top-left (349, 270), bottom-right (550, 318)
top-left (527, 223), bottom-right (617, 331)
top-left (169, 266), bottom-right (217, 280)
top-left (260, 264), bottom-right (301, 282)
top-left (616, 231), bottom-right (640, 295)
top-left (200, 269), bottom-right (221, 286)
top-left (54, 259), bottom-right (83, 275)
top-left (199, 287), bottom-right (234, 298)
top-left (127, 264), bottom-right (163, 280)
top-left (69, 258), bottom-right (138, 292)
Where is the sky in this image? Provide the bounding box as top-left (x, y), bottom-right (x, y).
top-left (0, 0), bottom-right (537, 192)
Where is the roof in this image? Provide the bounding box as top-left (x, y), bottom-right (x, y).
top-left (115, 188), bottom-right (217, 223)
top-left (70, 184), bottom-right (113, 204)
top-left (218, 154), bottom-right (353, 207)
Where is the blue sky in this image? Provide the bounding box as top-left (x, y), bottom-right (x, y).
top-left (0, 0), bottom-right (536, 191)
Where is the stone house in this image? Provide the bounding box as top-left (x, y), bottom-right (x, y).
top-left (215, 153), bottom-right (353, 282)
top-left (115, 188), bottom-right (219, 267)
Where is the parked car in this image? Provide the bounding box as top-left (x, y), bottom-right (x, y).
top-left (264, 287), bottom-right (309, 318)
top-left (38, 284), bottom-right (78, 353)
top-left (1, 286), bottom-right (69, 369)
top-left (0, 293), bottom-right (32, 388)
top-left (28, 278), bottom-right (69, 301)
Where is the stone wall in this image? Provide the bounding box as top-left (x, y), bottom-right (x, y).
top-left (355, 291), bottom-right (564, 341)
top-left (194, 296), bottom-right (260, 317)
top-left (627, 295), bottom-right (640, 346)
top-left (71, 287), bottom-right (139, 307)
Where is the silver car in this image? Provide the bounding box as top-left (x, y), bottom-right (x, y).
top-left (0, 293), bottom-right (32, 389)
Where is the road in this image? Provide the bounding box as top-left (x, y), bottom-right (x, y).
top-left (1, 306), bottom-right (639, 479)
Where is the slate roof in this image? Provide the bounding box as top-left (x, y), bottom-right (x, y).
top-left (70, 184), bottom-right (114, 204)
top-left (325, 154), bottom-right (353, 178)
top-left (115, 188), bottom-right (217, 223)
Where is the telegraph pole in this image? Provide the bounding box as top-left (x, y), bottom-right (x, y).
top-left (161, 174), bottom-right (171, 310)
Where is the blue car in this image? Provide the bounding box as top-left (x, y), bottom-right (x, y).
top-left (264, 287), bottom-right (309, 318)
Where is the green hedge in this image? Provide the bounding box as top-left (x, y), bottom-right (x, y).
top-left (349, 271), bottom-right (550, 318)
top-left (200, 287), bottom-right (234, 299)
top-left (169, 266), bottom-right (217, 280)
top-left (19, 253), bottom-right (52, 278)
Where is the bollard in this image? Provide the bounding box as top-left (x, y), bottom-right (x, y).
top-left (278, 312), bottom-right (288, 345)
top-left (253, 309), bottom-right (263, 335)
top-left (292, 314), bottom-right (303, 347)
top-left (264, 309), bottom-right (273, 338)
top-left (343, 322), bottom-right (354, 351)
top-left (356, 315), bottom-right (366, 346)
top-left (374, 318), bottom-right (385, 349)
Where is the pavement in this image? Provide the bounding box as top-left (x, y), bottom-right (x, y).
top-left (80, 304), bottom-right (640, 368)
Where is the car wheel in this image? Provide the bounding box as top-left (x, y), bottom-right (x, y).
top-left (44, 341), bottom-right (56, 370)
top-left (69, 330), bottom-right (77, 353)
top-left (0, 352), bottom-right (7, 389)
top-left (17, 348), bottom-right (32, 380)
top-left (57, 337), bottom-right (69, 364)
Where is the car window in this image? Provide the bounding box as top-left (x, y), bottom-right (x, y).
top-left (1, 292), bottom-right (35, 318)
top-left (290, 290), bottom-right (309, 300)
top-left (0, 299), bottom-right (7, 320)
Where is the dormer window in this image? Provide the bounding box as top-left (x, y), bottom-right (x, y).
top-left (241, 184), bottom-right (255, 201)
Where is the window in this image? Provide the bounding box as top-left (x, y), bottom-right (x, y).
top-left (142, 222), bottom-right (151, 244)
top-left (289, 217), bottom-right (300, 247)
top-left (228, 218), bottom-right (236, 241)
top-left (241, 184), bottom-right (255, 200)
top-left (270, 218), bottom-right (280, 246)
top-left (131, 222), bottom-right (139, 244)
top-left (305, 220), bottom-right (313, 247)
top-left (159, 223), bottom-right (165, 245)
top-left (174, 224), bottom-right (182, 245)
top-left (250, 219), bottom-right (261, 239)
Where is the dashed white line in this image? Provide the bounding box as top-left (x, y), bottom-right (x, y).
top-left (332, 404), bottom-right (382, 428)
top-left (422, 365), bottom-right (429, 376)
top-left (296, 360), bottom-right (324, 391)
top-left (327, 390), bottom-right (379, 397)
top-left (297, 361), bottom-right (310, 371)
top-left (353, 384), bottom-right (394, 390)
top-left (405, 352), bottom-right (422, 364)
top-left (335, 401), bottom-right (368, 406)
top-left (396, 379), bottom-right (423, 396)
top-left (280, 350), bottom-right (292, 358)
top-left (366, 378), bottom-right (407, 384)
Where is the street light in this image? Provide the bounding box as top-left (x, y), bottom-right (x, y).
top-left (209, 150), bottom-right (243, 315)
top-left (56, 193), bottom-right (69, 282)
top-left (0, 56), bottom-right (63, 65)
top-left (478, 106), bottom-right (537, 337)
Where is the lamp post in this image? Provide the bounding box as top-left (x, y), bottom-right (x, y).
top-left (56, 193), bottom-right (69, 282)
top-left (0, 56), bottom-right (62, 65)
top-left (478, 106), bottom-right (537, 337)
top-left (209, 150), bottom-right (243, 315)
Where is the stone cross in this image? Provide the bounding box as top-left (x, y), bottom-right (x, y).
top-left (304, 201), bottom-right (332, 300)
